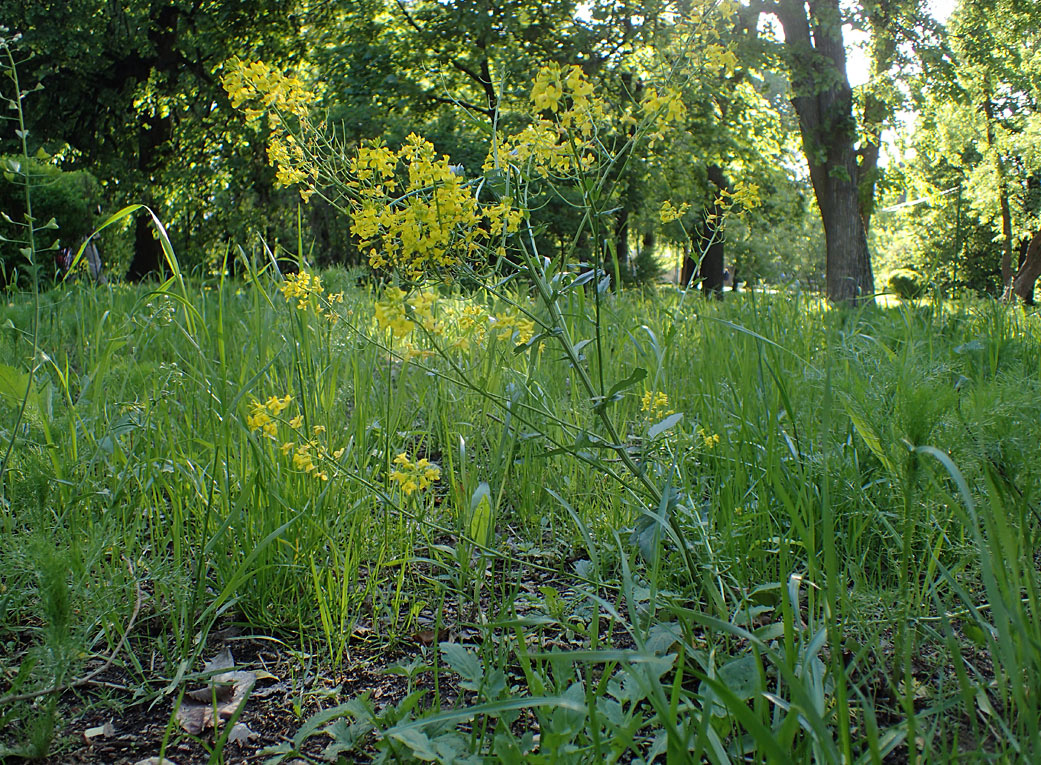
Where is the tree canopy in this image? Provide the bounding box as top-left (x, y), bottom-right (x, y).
top-left (2, 0), bottom-right (1038, 301)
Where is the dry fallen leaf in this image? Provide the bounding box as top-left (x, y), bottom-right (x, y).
top-left (227, 722), bottom-right (258, 743)
top-left (175, 649), bottom-right (256, 735)
top-left (176, 670), bottom-right (256, 735)
top-left (411, 628), bottom-right (450, 646)
top-left (204, 646), bottom-right (235, 674)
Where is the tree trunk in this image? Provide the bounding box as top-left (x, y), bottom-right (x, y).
top-left (775, 0), bottom-right (875, 304)
top-left (857, 0), bottom-right (899, 235)
top-left (1010, 231), bottom-right (1041, 304)
top-left (126, 5), bottom-right (179, 282)
top-left (982, 95), bottom-right (1015, 290)
top-left (126, 114), bottom-right (171, 281)
top-left (695, 164), bottom-right (727, 298)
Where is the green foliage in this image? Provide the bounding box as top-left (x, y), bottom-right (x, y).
top-left (886, 267), bottom-right (926, 299)
top-left (0, 156), bottom-right (100, 284)
top-left (2, 278), bottom-right (1041, 760)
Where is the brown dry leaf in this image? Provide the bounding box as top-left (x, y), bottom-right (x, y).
top-left (176, 668), bottom-right (256, 735)
top-left (412, 628), bottom-right (450, 646)
top-left (176, 670), bottom-right (255, 734)
top-left (186, 680), bottom-right (236, 703)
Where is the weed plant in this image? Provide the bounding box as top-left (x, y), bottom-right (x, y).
top-left (3, 20), bottom-right (1041, 765)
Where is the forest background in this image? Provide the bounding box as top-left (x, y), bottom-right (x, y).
top-left (1, 0), bottom-right (1039, 301)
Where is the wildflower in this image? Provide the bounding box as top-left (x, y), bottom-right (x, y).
top-left (660, 201), bottom-right (690, 224)
top-left (389, 451), bottom-right (441, 496)
top-left (280, 271), bottom-right (325, 309)
top-left (531, 66), bottom-right (564, 112)
top-left (289, 414), bottom-right (304, 429)
top-left (292, 444), bottom-right (315, 473)
top-left (698, 428), bottom-right (721, 449)
top-left (265, 394), bottom-right (292, 415)
top-left (719, 180), bottom-right (762, 213)
top-left (350, 135), bottom-right (484, 280)
top-left (641, 391), bottom-right (672, 418)
top-left (247, 398), bottom-right (284, 438)
top-left (490, 311), bottom-right (535, 345)
top-left (375, 287), bottom-right (415, 339)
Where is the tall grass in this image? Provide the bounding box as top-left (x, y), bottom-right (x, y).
top-left (2, 271), bottom-right (1040, 760)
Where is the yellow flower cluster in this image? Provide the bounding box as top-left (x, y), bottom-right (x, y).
top-left (697, 428), bottom-right (721, 449)
top-left (641, 391), bottom-right (672, 418)
top-left (222, 60), bottom-right (314, 125)
top-left (350, 134), bottom-right (490, 280)
top-left (246, 393), bottom-right (343, 482)
top-left (280, 271), bottom-right (323, 307)
top-left (278, 271), bottom-right (343, 319)
top-left (389, 451), bottom-right (441, 496)
top-left (374, 287), bottom-right (536, 359)
top-left (642, 85), bottom-right (687, 143)
top-left (247, 394), bottom-right (294, 437)
top-left (660, 201), bottom-right (691, 224)
top-left (446, 304), bottom-right (488, 351)
top-left (529, 64), bottom-right (604, 136)
top-left (703, 43), bottom-right (739, 77)
top-left (718, 180), bottom-right (762, 213)
top-left (486, 66), bottom-right (607, 180)
top-left (374, 287), bottom-right (416, 339)
top-left (490, 311), bottom-right (535, 345)
top-left (268, 135), bottom-right (313, 199)
top-left (281, 433), bottom-right (344, 482)
top-left (488, 121), bottom-right (597, 179)
top-left (222, 60), bottom-right (319, 202)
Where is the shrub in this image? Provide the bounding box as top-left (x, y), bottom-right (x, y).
top-left (0, 156), bottom-right (101, 285)
top-left (886, 267), bottom-right (926, 299)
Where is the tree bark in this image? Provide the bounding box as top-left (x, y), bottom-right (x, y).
top-left (126, 113), bottom-right (172, 282)
top-left (775, 0), bottom-right (875, 304)
top-left (857, 0), bottom-right (901, 235)
top-left (982, 95), bottom-right (1015, 290)
top-left (1010, 231), bottom-right (1041, 304)
top-left (694, 164), bottom-right (727, 298)
top-left (125, 5), bottom-right (179, 282)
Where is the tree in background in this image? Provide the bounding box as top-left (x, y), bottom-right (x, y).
top-left (0, 0), bottom-right (310, 279)
top-left (872, 0), bottom-right (1041, 300)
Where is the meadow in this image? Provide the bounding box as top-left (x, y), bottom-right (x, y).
top-left (2, 271), bottom-right (1040, 763)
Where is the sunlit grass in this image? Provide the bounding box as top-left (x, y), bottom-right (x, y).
top-left (2, 276), bottom-right (1040, 761)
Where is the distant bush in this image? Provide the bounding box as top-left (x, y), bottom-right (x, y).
top-left (0, 156), bottom-right (100, 285)
top-left (886, 268), bottom-right (926, 300)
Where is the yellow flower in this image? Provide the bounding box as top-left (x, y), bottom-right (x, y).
top-left (279, 271), bottom-right (325, 310)
top-left (641, 391), bottom-right (672, 418)
top-left (531, 66), bottom-right (564, 113)
top-left (289, 414), bottom-right (304, 429)
top-left (375, 287), bottom-right (415, 339)
top-left (660, 201), bottom-right (690, 224)
top-left (390, 451), bottom-right (441, 496)
top-left (698, 428), bottom-right (721, 449)
top-left (491, 311), bottom-right (535, 345)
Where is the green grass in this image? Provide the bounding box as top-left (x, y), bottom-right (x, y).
top-left (1, 274), bottom-right (1040, 762)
